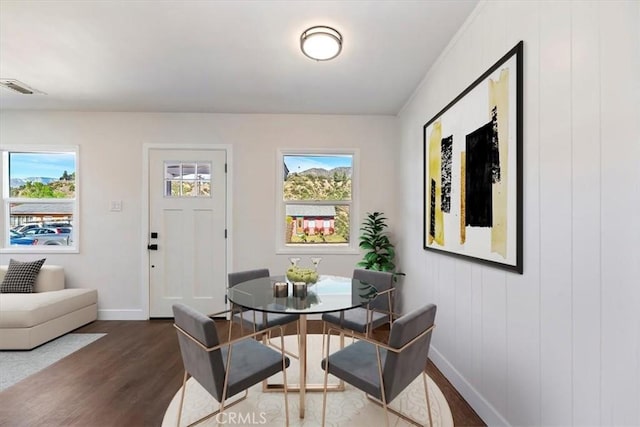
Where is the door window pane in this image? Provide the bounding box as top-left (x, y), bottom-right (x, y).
top-left (164, 162), bottom-right (212, 197)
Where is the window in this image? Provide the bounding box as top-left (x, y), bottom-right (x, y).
top-left (2, 148), bottom-right (79, 252)
top-left (277, 150), bottom-right (358, 253)
top-left (164, 162), bottom-right (211, 197)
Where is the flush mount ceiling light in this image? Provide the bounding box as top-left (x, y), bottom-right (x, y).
top-left (300, 26), bottom-right (343, 61)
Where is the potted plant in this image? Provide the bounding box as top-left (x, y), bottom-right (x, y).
top-left (357, 211), bottom-right (404, 279)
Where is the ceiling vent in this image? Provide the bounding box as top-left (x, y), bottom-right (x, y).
top-left (0, 79), bottom-right (45, 95)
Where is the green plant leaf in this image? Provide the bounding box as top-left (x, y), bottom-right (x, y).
top-left (364, 252), bottom-right (378, 262)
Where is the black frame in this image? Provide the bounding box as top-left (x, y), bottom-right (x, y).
top-left (422, 41), bottom-right (523, 274)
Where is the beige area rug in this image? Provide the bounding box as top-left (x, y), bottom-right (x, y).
top-left (163, 334), bottom-right (453, 427)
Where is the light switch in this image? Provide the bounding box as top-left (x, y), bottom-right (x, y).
top-left (110, 200), bottom-right (122, 212)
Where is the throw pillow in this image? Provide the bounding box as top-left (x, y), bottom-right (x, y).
top-left (0, 258), bottom-right (46, 293)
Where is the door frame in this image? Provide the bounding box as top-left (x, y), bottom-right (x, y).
top-left (141, 143), bottom-right (233, 319)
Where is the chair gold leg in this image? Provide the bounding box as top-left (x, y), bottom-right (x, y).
top-left (366, 394), bottom-right (429, 427)
top-left (321, 332), bottom-right (332, 426)
top-left (365, 307), bottom-right (371, 338)
top-left (383, 403), bottom-right (390, 427)
top-left (280, 332), bottom-right (290, 427)
top-left (321, 321), bottom-right (326, 357)
top-left (261, 332), bottom-right (269, 390)
top-left (374, 346), bottom-right (390, 427)
top-left (217, 401), bottom-right (224, 427)
top-left (218, 396), bottom-right (226, 426)
top-left (218, 336), bottom-right (233, 424)
top-left (227, 305), bottom-right (235, 344)
top-left (388, 293), bottom-right (393, 329)
top-left (266, 320), bottom-right (301, 360)
top-left (266, 331), bottom-right (299, 360)
top-left (269, 343), bottom-right (299, 359)
top-left (423, 372), bottom-right (433, 427)
top-left (176, 371), bottom-right (188, 427)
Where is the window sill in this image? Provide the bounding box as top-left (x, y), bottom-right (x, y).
top-left (1, 247), bottom-right (79, 255)
top-left (276, 244), bottom-right (359, 256)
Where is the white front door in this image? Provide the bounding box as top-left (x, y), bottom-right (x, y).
top-left (148, 148), bottom-right (227, 317)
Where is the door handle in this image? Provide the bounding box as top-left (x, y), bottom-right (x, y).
top-left (147, 244), bottom-right (158, 250)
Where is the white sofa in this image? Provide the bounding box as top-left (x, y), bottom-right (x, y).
top-left (0, 265), bottom-right (98, 350)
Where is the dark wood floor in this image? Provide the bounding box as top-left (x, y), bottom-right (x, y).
top-left (0, 320), bottom-right (484, 427)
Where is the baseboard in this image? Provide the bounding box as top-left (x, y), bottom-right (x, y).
top-left (430, 345), bottom-right (511, 427)
top-left (98, 309), bottom-right (147, 321)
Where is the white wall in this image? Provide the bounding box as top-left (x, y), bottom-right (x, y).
top-left (398, 1), bottom-right (639, 426)
top-left (0, 112), bottom-right (399, 319)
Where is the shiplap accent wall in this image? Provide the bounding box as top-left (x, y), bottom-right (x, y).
top-left (398, 1), bottom-right (640, 426)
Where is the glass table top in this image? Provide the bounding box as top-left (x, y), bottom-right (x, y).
top-left (227, 275), bottom-right (379, 314)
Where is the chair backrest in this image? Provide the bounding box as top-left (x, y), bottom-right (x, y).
top-left (353, 269), bottom-right (394, 313)
top-left (382, 303), bottom-right (437, 402)
top-left (228, 268), bottom-right (270, 288)
top-left (172, 303), bottom-right (226, 402)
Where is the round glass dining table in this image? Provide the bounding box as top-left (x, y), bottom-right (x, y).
top-left (227, 274), bottom-right (379, 418)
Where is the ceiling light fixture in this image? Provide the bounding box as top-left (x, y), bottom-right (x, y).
top-left (300, 26), bottom-right (343, 61)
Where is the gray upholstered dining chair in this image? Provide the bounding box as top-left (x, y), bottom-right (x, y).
top-left (172, 303), bottom-right (290, 427)
top-left (321, 303), bottom-right (437, 427)
top-left (321, 269), bottom-right (395, 339)
top-left (228, 268), bottom-right (300, 334)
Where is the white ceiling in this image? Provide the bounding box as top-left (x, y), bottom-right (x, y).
top-left (0, 0), bottom-right (477, 115)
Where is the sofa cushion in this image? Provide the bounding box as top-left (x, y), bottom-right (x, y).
top-left (0, 258), bottom-right (46, 293)
top-left (0, 289), bottom-right (98, 328)
top-left (0, 265), bottom-right (65, 293)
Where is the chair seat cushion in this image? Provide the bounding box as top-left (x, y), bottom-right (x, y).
top-left (233, 310), bottom-right (299, 331)
top-left (321, 339), bottom-right (387, 401)
top-left (222, 338), bottom-right (290, 398)
top-left (322, 308), bottom-right (389, 333)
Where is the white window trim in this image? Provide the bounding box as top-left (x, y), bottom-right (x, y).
top-left (1, 145), bottom-right (80, 254)
top-left (275, 148), bottom-right (359, 255)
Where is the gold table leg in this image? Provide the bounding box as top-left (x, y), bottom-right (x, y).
top-left (299, 314), bottom-right (307, 419)
top-left (260, 314), bottom-right (345, 418)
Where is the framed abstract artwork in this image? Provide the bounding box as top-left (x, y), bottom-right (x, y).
top-left (423, 41), bottom-right (523, 274)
